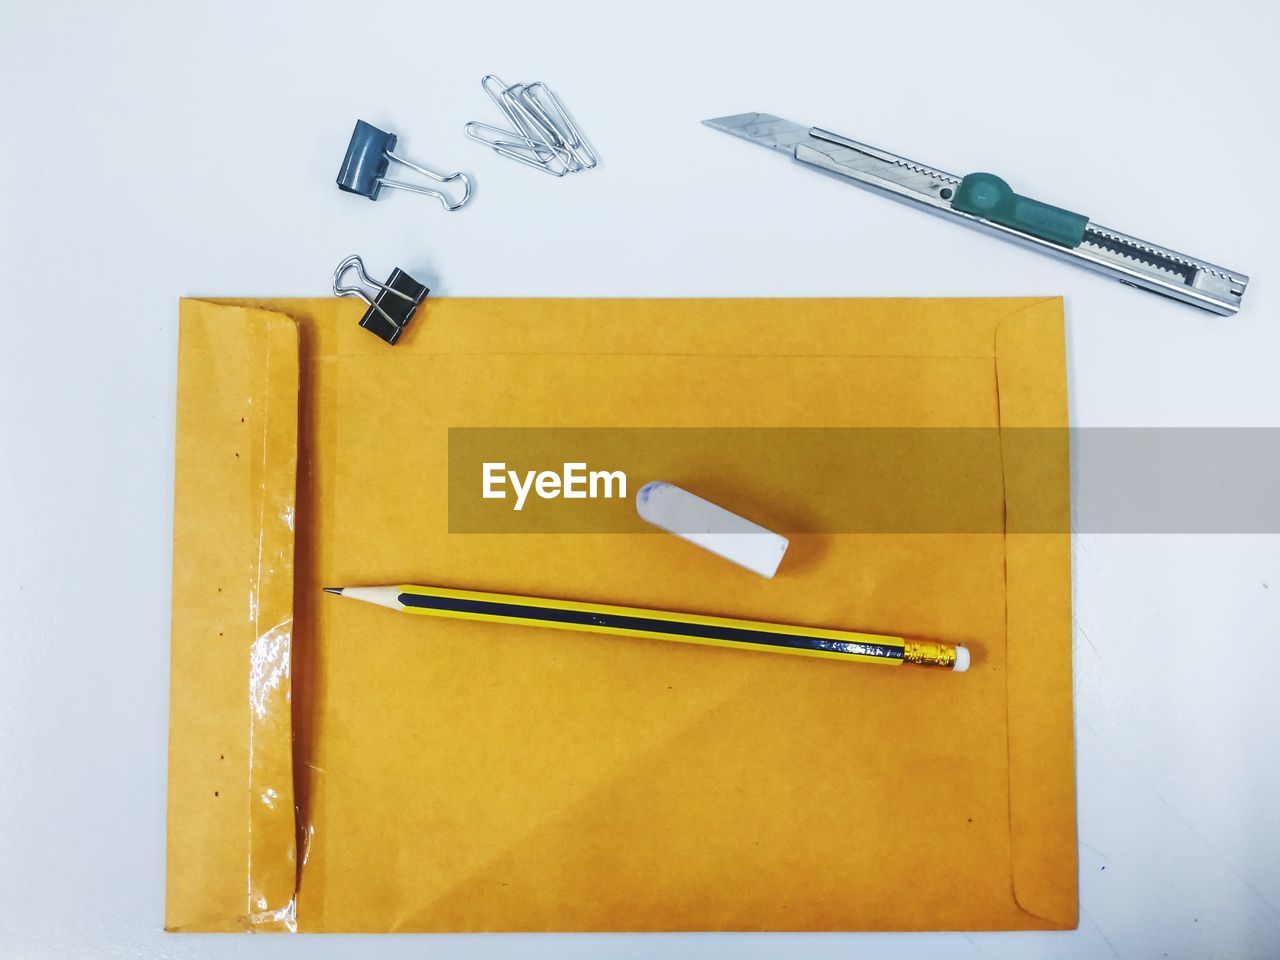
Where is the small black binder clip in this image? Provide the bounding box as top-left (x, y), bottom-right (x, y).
top-left (336, 119), bottom-right (472, 211)
top-left (333, 255), bottom-right (429, 345)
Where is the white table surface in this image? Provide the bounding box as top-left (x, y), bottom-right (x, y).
top-left (2, 0), bottom-right (1277, 957)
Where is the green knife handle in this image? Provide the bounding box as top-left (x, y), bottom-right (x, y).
top-left (950, 172), bottom-right (1088, 248)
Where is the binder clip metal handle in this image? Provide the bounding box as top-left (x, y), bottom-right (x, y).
top-left (333, 255), bottom-right (429, 345)
top-left (336, 120), bottom-right (473, 212)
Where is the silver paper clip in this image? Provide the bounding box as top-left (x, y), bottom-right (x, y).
top-left (465, 76), bottom-right (597, 177)
top-left (337, 120), bottom-right (473, 212)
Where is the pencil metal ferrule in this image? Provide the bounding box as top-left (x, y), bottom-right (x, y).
top-left (901, 639), bottom-right (959, 669)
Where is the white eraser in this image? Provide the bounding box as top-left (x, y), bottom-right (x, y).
top-left (636, 482), bottom-right (789, 579)
top-left (953, 645), bottom-right (971, 672)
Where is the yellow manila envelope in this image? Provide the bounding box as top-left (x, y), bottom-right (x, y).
top-left (165, 296), bottom-right (1075, 932)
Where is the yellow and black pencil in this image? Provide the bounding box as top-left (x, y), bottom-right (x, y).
top-left (323, 584), bottom-right (969, 672)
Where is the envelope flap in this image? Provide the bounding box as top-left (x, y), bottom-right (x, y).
top-left (165, 301), bottom-right (299, 931)
top-left (218, 296), bottom-right (1048, 362)
top-left (995, 298), bottom-right (1078, 927)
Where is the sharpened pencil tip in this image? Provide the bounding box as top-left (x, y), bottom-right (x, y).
top-left (323, 587), bottom-right (343, 595)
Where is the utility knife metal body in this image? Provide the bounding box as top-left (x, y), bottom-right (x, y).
top-left (704, 113), bottom-right (1247, 316)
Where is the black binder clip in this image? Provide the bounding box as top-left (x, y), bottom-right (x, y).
top-left (333, 255), bottom-right (429, 345)
top-left (336, 120), bottom-right (472, 211)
